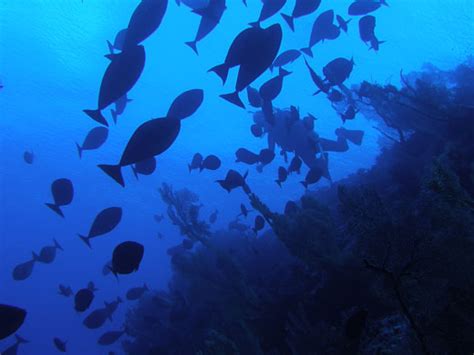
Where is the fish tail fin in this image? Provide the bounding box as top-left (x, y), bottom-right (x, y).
top-left (83, 109), bottom-right (108, 127)
top-left (381, 0), bottom-right (389, 6)
top-left (275, 180), bottom-right (282, 188)
top-left (279, 67), bottom-right (292, 77)
top-left (248, 21), bottom-right (260, 28)
top-left (106, 40), bottom-right (114, 55)
top-left (32, 252), bottom-right (40, 262)
top-left (131, 165), bottom-right (139, 180)
top-left (301, 47), bottom-right (313, 57)
top-left (281, 13), bottom-right (294, 31)
top-left (54, 238), bottom-right (63, 251)
top-left (208, 64), bottom-right (229, 84)
top-left (98, 164), bottom-right (125, 187)
top-left (300, 181), bottom-right (308, 188)
top-left (185, 41), bottom-right (198, 55)
top-left (78, 234), bottom-right (92, 249)
top-left (45, 203), bottom-right (64, 217)
top-left (15, 334), bottom-right (29, 344)
top-left (75, 142), bottom-right (83, 159)
top-left (111, 109), bottom-right (117, 124)
top-left (220, 91), bottom-right (245, 108)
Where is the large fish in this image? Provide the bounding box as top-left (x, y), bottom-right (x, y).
top-left (301, 10), bottom-right (335, 57)
top-left (84, 45), bottom-right (146, 126)
top-left (98, 89), bottom-right (204, 186)
top-left (0, 305), bottom-right (27, 340)
top-left (45, 178), bottom-right (73, 217)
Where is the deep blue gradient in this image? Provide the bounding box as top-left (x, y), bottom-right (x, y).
top-left (0, 1), bottom-right (473, 354)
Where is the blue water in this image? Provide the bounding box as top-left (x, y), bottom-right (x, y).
top-left (0, 1), bottom-right (472, 354)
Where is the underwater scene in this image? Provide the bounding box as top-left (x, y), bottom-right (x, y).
top-left (1, 0), bottom-right (473, 354)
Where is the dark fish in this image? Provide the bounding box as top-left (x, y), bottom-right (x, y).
top-left (251, 0), bottom-right (287, 27)
top-left (301, 10), bottom-right (334, 57)
top-left (122, 0), bottom-right (168, 50)
top-left (259, 67), bottom-right (291, 102)
top-left (83, 308), bottom-right (110, 329)
top-left (270, 49), bottom-right (301, 71)
top-left (1, 334), bottom-right (28, 355)
top-left (209, 24), bottom-right (282, 108)
top-left (304, 59), bottom-right (330, 95)
top-left (358, 15), bottom-right (376, 43)
top-left (45, 178), bottom-right (73, 217)
top-left (23, 151), bottom-right (34, 164)
top-left (111, 94), bottom-right (133, 124)
top-left (303, 114), bottom-right (316, 131)
top-left (301, 167), bottom-right (323, 188)
top-left (185, 0), bottom-right (226, 55)
top-left (345, 309), bottom-right (368, 339)
top-left (34, 239), bottom-right (63, 264)
top-left (348, 0), bottom-right (388, 16)
top-left (246, 86), bottom-right (262, 108)
top-left (327, 89), bottom-right (345, 102)
top-left (84, 45), bottom-right (146, 126)
top-left (107, 28), bottom-right (128, 53)
top-left (336, 15), bottom-right (351, 33)
top-left (252, 215), bottom-right (265, 234)
top-left (251, 124), bottom-right (264, 137)
top-left (288, 156), bottom-right (302, 174)
top-left (132, 157), bottom-right (157, 179)
top-left (323, 57), bottom-right (354, 85)
top-left (235, 148), bottom-right (260, 165)
top-left (336, 127), bottom-right (364, 145)
top-left (104, 297), bottom-right (122, 320)
top-left (176, 0), bottom-right (209, 9)
top-left (216, 170), bottom-right (249, 193)
top-left (111, 241), bottom-right (144, 276)
top-left (76, 127), bottom-right (109, 159)
top-left (238, 203), bottom-right (252, 217)
top-left (79, 207), bottom-right (122, 248)
top-left (12, 258), bottom-right (35, 281)
top-left (0, 305), bottom-right (27, 340)
top-left (340, 105), bottom-right (358, 122)
top-left (369, 36), bottom-right (385, 51)
top-left (188, 153), bottom-right (203, 172)
top-left (126, 284), bottom-right (149, 301)
top-left (58, 284), bottom-right (73, 297)
top-left (284, 200), bottom-right (298, 215)
top-left (74, 282), bottom-right (97, 312)
top-left (154, 214), bottom-right (164, 223)
top-left (209, 209), bottom-right (218, 223)
top-left (53, 337), bottom-right (67, 352)
top-left (98, 328), bottom-right (127, 346)
top-left (200, 155), bottom-right (221, 171)
top-left (325, 24), bottom-right (341, 40)
top-left (258, 148), bottom-right (275, 165)
top-left (275, 166), bottom-right (288, 187)
top-left (102, 260), bottom-right (112, 276)
top-left (281, 0), bottom-right (321, 31)
top-left (98, 89), bottom-right (204, 186)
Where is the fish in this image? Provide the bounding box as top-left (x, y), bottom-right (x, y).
top-left (79, 207), bottom-right (123, 248)
top-left (185, 0), bottom-right (226, 55)
top-left (84, 45), bottom-right (146, 126)
top-left (238, 203), bottom-right (252, 217)
top-left (327, 89), bottom-right (345, 102)
top-left (369, 36), bottom-right (385, 51)
top-left (104, 297), bottom-right (122, 320)
top-left (83, 307), bottom-right (110, 329)
top-left (235, 148), bottom-right (260, 165)
top-left (126, 284), bottom-right (149, 301)
top-left (12, 258), bottom-right (35, 281)
top-left (216, 170), bottom-right (249, 193)
top-left (111, 241), bottom-right (144, 276)
top-left (246, 87), bottom-right (262, 108)
top-left (251, 124), bottom-right (264, 137)
top-left (284, 200), bottom-right (298, 215)
top-left (53, 337), bottom-right (67, 352)
top-left (111, 94), bottom-right (133, 124)
top-left (209, 24), bottom-right (282, 108)
top-left (45, 178), bottom-right (73, 217)
top-left (340, 105), bottom-right (358, 122)
top-left (270, 49), bottom-right (301, 72)
top-left (98, 328), bottom-right (127, 346)
top-left (0, 305), bottom-right (27, 340)
top-left (348, 0), bottom-right (388, 16)
top-left (250, 0), bottom-right (287, 27)
top-left (188, 153), bottom-right (203, 172)
top-left (275, 166), bottom-right (288, 187)
top-left (98, 89), bottom-right (204, 186)
top-left (336, 15), bottom-right (351, 33)
top-left (200, 154), bottom-right (221, 171)
top-left (259, 68), bottom-right (292, 122)
top-left (122, 0), bottom-right (168, 50)
top-left (23, 151), bottom-right (34, 164)
top-left (304, 59), bottom-right (330, 95)
top-left (209, 209), bottom-right (218, 223)
top-left (301, 10), bottom-right (335, 57)
top-left (106, 28), bottom-right (128, 54)
top-left (323, 57), bottom-right (354, 85)
top-left (58, 284), bottom-right (73, 297)
top-left (76, 126), bottom-right (109, 159)
top-left (34, 239), bottom-right (63, 264)
top-left (281, 0), bottom-right (321, 31)
top-left (288, 155), bottom-right (302, 174)
top-left (1, 334), bottom-right (28, 355)
top-left (132, 157), bottom-right (157, 179)
top-left (301, 167), bottom-right (323, 188)
top-left (176, 0), bottom-right (210, 9)
top-left (358, 15), bottom-right (376, 43)
top-left (102, 260), bottom-right (112, 276)
top-left (252, 215), bottom-right (265, 234)
top-left (258, 148), bottom-right (275, 165)
top-left (74, 282), bottom-right (97, 312)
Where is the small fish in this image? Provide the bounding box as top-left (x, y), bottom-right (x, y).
top-left (188, 153), bottom-right (203, 172)
top-left (323, 57), bottom-right (354, 86)
top-left (110, 94), bottom-right (133, 124)
top-left (336, 15), bottom-right (351, 33)
top-left (0, 305), bottom-right (27, 340)
top-left (340, 105), bottom-right (358, 122)
top-left (104, 297), bottom-right (122, 320)
top-left (12, 258), bottom-right (35, 281)
top-left (200, 155), bottom-right (221, 171)
top-left (53, 337), bottom-right (67, 352)
top-left (270, 49), bottom-right (301, 72)
top-left (102, 260), bottom-right (112, 276)
top-left (327, 89), bottom-right (345, 103)
top-left (1, 334), bottom-right (28, 354)
top-left (131, 157), bottom-right (157, 179)
top-left (252, 215), bottom-right (265, 234)
top-left (281, 0), bottom-right (321, 31)
top-left (288, 156), bottom-right (302, 175)
top-left (305, 59), bottom-right (330, 95)
top-left (74, 282), bottom-right (97, 312)
top-left (209, 209), bottom-right (218, 224)
top-left (235, 148), bottom-right (260, 165)
top-left (348, 0), bottom-right (388, 16)
top-left (302, 10), bottom-right (335, 57)
top-left (216, 170), bottom-right (249, 193)
top-left (275, 166), bottom-right (288, 187)
top-left (250, 124), bottom-right (264, 138)
top-left (45, 178), bottom-right (74, 218)
top-left (98, 328), bottom-right (127, 346)
top-left (23, 151), bottom-right (34, 164)
top-left (83, 308), bottom-right (110, 329)
top-left (79, 207), bottom-right (123, 248)
top-left (75, 127), bottom-right (109, 159)
top-left (126, 284), bottom-right (149, 301)
top-left (34, 239), bottom-right (63, 264)
top-left (106, 28), bottom-right (128, 53)
top-left (58, 284), bottom-right (73, 298)
top-left (238, 203), bottom-right (252, 218)
top-left (250, 0), bottom-right (287, 27)
top-left (258, 148), bottom-right (275, 166)
top-left (111, 241), bottom-right (144, 276)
